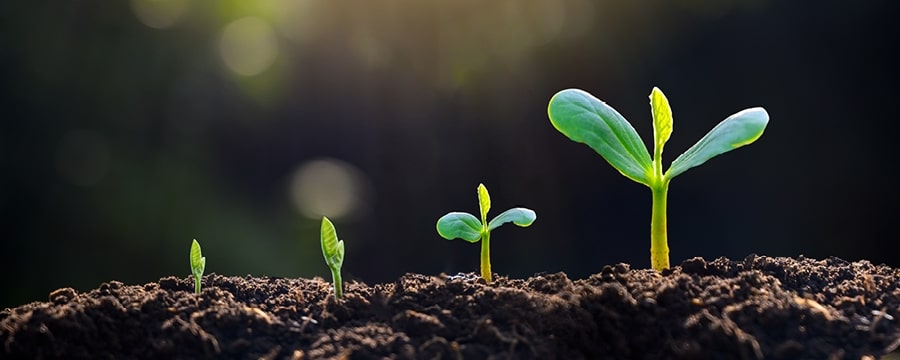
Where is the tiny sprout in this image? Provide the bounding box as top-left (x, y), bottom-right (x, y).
top-left (436, 183), bottom-right (536, 282)
top-left (189, 239), bottom-right (206, 295)
top-left (320, 217), bottom-right (345, 299)
top-left (548, 87), bottom-right (768, 270)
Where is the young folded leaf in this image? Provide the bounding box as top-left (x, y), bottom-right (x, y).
top-left (436, 183), bottom-right (536, 282)
top-left (321, 217), bottom-right (345, 299)
top-left (651, 87), bottom-right (673, 172)
top-left (190, 239), bottom-right (206, 295)
top-left (478, 184), bottom-right (491, 224)
top-left (548, 87), bottom-right (768, 270)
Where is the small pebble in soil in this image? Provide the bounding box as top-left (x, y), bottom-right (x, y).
top-left (49, 287), bottom-right (77, 304)
top-left (600, 265), bottom-right (614, 275)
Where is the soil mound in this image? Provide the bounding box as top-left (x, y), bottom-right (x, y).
top-left (3, 255), bottom-right (899, 359)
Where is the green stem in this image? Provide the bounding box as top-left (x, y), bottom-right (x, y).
top-left (331, 269), bottom-right (343, 299)
top-left (480, 231), bottom-right (492, 282)
top-left (650, 182), bottom-right (670, 270)
top-left (651, 128), bottom-right (671, 271)
top-left (194, 275), bottom-right (201, 295)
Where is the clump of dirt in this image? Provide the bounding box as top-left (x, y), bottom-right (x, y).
top-left (3, 255), bottom-right (900, 359)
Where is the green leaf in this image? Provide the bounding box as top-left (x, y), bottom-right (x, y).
top-left (650, 87), bottom-right (673, 155)
top-left (190, 239), bottom-right (205, 277)
top-left (487, 208), bottom-right (536, 231)
top-left (548, 89), bottom-right (653, 185)
top-left (666, 107), bottom-right (769, 179)
top-left (334, 240), bottom-right (345, 268)
top-left (436, 212), bottom-right (483, 242)
top-left (477, 183), bottom-right (491, 224)
top-left (321, 217), bottom-right (344, 269)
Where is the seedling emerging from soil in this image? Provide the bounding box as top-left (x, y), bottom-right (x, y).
top-left (320, 217), bottom-right (345, 299)
top-left (548, 87), bottom-right (768, 270)
top-left (436, 183), bottom-right (536, 282)
top-left (189, 239), bottom-right (206, 295)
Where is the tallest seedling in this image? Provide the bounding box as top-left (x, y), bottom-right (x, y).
top-left (548, 87), bottom-right (768, 270)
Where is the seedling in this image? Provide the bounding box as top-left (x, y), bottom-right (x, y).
top-left (320, 217), bottom-right (345, 299)
top-left (548, 87), bottom-right (768, 270)
top-left (436, 183), bottom-right (536, 282)
top-left (189, 239), bottom-right (206, 295)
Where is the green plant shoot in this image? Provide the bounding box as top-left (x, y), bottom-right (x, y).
top-left (548, 87), bottom-right (768, 270)
top-left (320, 216), bottom-right (345, 299)
top-left (436, 183), bottom-right (536, 282)
top-left (190, 239), bottom-right (206, 295)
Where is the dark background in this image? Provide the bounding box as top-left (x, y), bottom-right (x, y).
top-left (2, 0), bottom-right (898, 308)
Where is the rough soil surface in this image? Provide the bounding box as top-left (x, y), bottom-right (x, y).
top-left (3, 255), bottom-right (900, 359)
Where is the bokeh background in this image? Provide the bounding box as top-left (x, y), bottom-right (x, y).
top-left (2, 0), bottom-right (899, 308)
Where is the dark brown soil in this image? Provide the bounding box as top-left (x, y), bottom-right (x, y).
top-left (3, 255), bottom-right (900, 359)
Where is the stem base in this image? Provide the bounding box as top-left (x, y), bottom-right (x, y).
top-left (650, 183), bottom-right (670, 270)
top-left (480, 233), bottom-right (492, 282)
top-left (331, 270), bottom-right (343, 299)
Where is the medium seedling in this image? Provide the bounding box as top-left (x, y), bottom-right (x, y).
top-left (436, 183), bottom-right (536, 282)
top-left (548, 87), bottom-right (768, 270)
top-left (320, 216), bottom-right (345, 299)
top-left (190, 239), bottom-right (206, 295)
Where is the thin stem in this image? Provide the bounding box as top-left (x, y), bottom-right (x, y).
top-left (480, 231), bottom-right (492, 282)
top-left (650, 182), bottom-right (670, 270)
top-left (650, 119), bottom-right (671, 271)
top-left (331, 269), bottom-right (343, 299)
top-left (194, 275), bottom-right (201, 295)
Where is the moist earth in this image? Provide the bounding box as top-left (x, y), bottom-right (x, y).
top-left (2, 255), bottom-right (900, 359)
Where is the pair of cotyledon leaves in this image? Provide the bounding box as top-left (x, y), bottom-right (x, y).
top-left (437, 184), bottom-right (536, 242)
top-left (548, 87), bottom-right (769, 186)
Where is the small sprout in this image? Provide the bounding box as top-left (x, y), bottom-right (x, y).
top-left (548, 87), bottom-right (768, 270)
top-left (189, 239), bottom-right (206, 295)
top-left (320, 217), bottom-right (345, 299)
top-left (436, 183), bottom-right (536, 282)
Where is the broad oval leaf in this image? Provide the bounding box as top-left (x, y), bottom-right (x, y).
top-left (487, 207), bottom-right (536, 232)
top-left (436, 212), bottom-right (483, 242)
top-left (548, 89), bottom-right (653, 185)
top-left (650, 87), bottom-right (673, 154)
top-left (190, 239), bottom-right (205, 277)
top-left (477, 183), bottom-right (491, 223)
top-left (321, 217), bottom-right (344, 269)
top-left (666, 107), bottom-right (769, 179)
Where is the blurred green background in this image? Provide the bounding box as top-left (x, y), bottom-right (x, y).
top-left (2, 0), bottom-right (898, 308)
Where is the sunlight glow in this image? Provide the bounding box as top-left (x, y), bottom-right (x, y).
top-left (220, 17), bottom-right (280, 76)
top-left (130, 0), bottom-right (188, 29)
top-left (289, 159), bottom-right (370, 220)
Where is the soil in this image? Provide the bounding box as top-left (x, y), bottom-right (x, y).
top-left (2, 255), bottom-right (900, 359)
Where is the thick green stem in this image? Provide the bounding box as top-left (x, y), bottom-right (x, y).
top-left (331, 269), bottom-right (343, 299)
top-left (194, 275), bottom-right (201, 295)
top-left (650, 182), bottom-right (670, 270)
top-left (480, 231), bottom-right (492, 282)
top-left (650, 121), bottom-right (671, 271)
